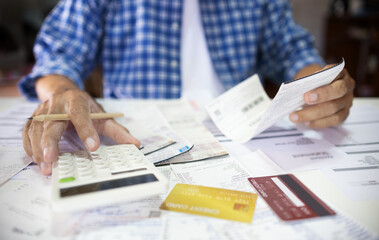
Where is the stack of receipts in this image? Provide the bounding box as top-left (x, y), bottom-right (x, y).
top-left (99, 99), bottom-right (229, 165)
top-left (206, 59), bottom-right (345, 143)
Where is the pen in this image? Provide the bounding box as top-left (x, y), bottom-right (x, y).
top-left (28, 112), bottom-right (124, 121)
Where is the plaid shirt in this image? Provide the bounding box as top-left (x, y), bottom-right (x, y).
top-left (19, 0), bottom-right (324, 99)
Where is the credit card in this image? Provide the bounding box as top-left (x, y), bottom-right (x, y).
top-left (248, 174), bottom-right (335, 221)
top-left (160, 183), bottom-right (257, 223)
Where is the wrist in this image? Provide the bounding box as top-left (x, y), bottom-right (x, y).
top-left (293, 64), bottom-right (323, 80)
top-left (36, 75), bottom-right (79, 101)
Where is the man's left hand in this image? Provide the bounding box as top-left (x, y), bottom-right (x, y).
top-left (289, 68), bottom-right (355, 128)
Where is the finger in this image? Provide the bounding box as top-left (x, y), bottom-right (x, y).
top-left (101, 119), bottom-right (141, 147)
top-left (28, 120), bottom-right (52, 175)
top-left (304, 69), bottom-right (353, 105)
top-left (41, 121), bottom-right (68, 163)
top-left (41, 97), bottom-right (69, 163)
top-left (24, 103), bottom-right (48, 165)
top-left (67, 97), bottom-right (100, 151)
top-left (290, 93), bottom-right (351, 123)
top-left (22, 119), bottom-right (33, 159)
top-left (304, 106), bottom-right (350, 128)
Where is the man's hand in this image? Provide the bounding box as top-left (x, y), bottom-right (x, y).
top-left (22, 76), bottom-right (140, 175)
top-left (289, 67), bottom-right (355, 128)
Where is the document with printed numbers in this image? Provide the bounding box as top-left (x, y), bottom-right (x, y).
top-left (0, 103), bottom-right (38, 185)
top-left (206, 59), bottom-right (345, 143)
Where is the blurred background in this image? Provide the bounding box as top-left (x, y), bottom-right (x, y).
top-left (0, 0), bottom-right (378, 97)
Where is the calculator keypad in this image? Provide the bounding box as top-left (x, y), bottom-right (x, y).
top-left (57, 145), bottom-right (149, 183)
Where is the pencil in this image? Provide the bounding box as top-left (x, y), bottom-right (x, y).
top-left (28, 112), bottom-right (124, 121)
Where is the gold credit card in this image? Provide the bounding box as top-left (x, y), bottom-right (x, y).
top-left (160, 183), bottom-right (257, 223)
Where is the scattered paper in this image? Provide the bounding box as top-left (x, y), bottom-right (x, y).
top-left (0, 147), bottom-right (31, 186)
top-left (245, 134), bottom-right (350, 172)
top-left (316, 104), bottom-right (379, 201)
top-left (322, 165), bottom-right (379, 201)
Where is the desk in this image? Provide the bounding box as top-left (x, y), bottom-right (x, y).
top-left (0, 97), bottom-right (378, 238)
top-left (295, 98), bottom-right (379, 235)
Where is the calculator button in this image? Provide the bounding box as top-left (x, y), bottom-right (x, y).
top-left (60, 153), bottom-right (72, 157)
top-left (90, 149), bottom-right (103, 154)
top-left (59, 177), bottom-right (76, 183)
top-left (108, 154), bottom-right (122, 160)
top-left (110, 160), bottom-right (127, 166)
top-left (111, 163), bottom-right (128, 171)
top-left (59, 171), bottom-right (74, 180)
top-left (77, 169), bottom-right (94, 178)
top-left (58, 157), bottom-right (73, 162)
top-left (77, 163), bottom-right (92, 172)
top-left (110, 157), bottom-right (123, 162)
top-left (129, 162), bottom-right (144, 168)
top-left (58, 157), bottom-right (72, 162)
top-left (90, 151), bottom-right (103, 158)
top-left (59, 171), bottom-right (74, 179)
top-left (93, 158), bottom-right (106, 163)
top-left (58, 156), bottom-right (73, 161)
top-left (93, 161), bottom-right (108, 168)
top-left (58, 162), bottom-right (74, 169)
top-left (91, 155), bottom-right (100, 160)
top-left (95, 165), bottom-right (109, 171)
top-left (58, 164), bottom-right (74, 171)
top-left (76, 158), bottom-right (91, 165)
top-left (74, 151), bottom-right (88, 159)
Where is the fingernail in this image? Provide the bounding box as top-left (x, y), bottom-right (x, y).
top-left (43, 146), bottom-right (55, 163)
top-left (304, 121), bottom-right (311, 126)
top-left (43, 147), bottom-right (49, 158)
top-left (86, 137), bottom-right (96, 149)
top-left (128, 135), bottom-right (141, 147)
top-left (290, 113), bottom-right (298, 122)
top-left (41, 162), bottom-right (52, 175)
top-left (40, 161), bottom-right (48, 170)
top-left (309, 93), bottom-right (318, 103)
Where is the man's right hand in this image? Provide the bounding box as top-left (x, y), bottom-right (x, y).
top-left (22, 75), bottom-right (140, 175)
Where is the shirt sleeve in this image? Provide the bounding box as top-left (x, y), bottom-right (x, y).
top-left (18, 0), bottom-right (106, 100)
top-left (258, 0), bottom-right (325, 84)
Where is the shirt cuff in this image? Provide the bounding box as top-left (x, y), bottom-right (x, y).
top-left (18, 59), bottom-right (84, 100)
top-left (285, 50), bottom-right (325, 83)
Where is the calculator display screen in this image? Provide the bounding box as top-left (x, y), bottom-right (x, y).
top-left (60, 174), bottom-right (158, 198)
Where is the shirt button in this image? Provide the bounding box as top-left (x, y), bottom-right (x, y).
top-left (171, 22), bottom-right (179, 31)
top-left (171, 60), bottom-right (178, 68)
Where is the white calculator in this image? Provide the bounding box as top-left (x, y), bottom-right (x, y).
top-left (51, 144), bottom-right (168, 211)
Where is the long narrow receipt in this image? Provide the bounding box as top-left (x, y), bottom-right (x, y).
top-left (206, 59), bottom-right (345, 143)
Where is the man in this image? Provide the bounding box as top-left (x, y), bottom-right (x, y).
top-left (19, 0), bottom-right (355, 175)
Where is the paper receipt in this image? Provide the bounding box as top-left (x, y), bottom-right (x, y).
top-left (206, 59), bottom-right (345, 143)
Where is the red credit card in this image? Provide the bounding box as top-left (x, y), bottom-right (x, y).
top-left (248, 174), bottom-right (335, 221)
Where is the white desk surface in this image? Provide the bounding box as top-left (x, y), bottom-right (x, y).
top-left (0, 97), bottom-right (378, 235)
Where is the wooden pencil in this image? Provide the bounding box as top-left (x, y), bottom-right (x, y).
top-left (28, 112), bottom-right (124, 121)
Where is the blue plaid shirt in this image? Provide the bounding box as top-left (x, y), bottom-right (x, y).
top-left (19, 0), bottom-right (324, 99)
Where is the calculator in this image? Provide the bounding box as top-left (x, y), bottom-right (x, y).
top-left (51, 144), bottom-right (168, 211)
